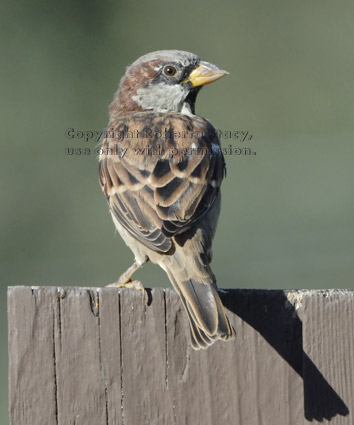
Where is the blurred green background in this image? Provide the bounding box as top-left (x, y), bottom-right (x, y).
top-left (1, 0), bottom-right (354, 422)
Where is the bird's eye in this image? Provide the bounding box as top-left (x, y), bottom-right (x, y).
top-left (163, 65), bottom-right (177, 76)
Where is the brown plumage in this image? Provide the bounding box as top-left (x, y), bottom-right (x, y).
top-left (99, 50), bottom-right (235, 349)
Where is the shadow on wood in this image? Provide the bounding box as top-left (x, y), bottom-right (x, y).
top-left (220, 289), bottom-right (349, 421)
top-left (8, 287), bottom-right (353, 425)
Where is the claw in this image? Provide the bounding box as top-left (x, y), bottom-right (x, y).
top-left (105, 258), bottom-right (149, 303)
top-left (106, 280), bottom-right (147, 303)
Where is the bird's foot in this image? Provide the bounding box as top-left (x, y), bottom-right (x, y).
top-left (106, 279), bottom-right (146, 303)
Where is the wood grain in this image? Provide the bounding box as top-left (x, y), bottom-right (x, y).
top-left (8, 287), bottom-right (353, 425)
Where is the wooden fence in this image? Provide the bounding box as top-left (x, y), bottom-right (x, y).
top-left (8, 286), bottom-right (354, 424)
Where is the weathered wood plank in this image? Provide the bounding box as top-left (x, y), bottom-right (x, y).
top-left (8, 287), bottom-right (57, 425)
top-left (98, 288), bottom-right (122, 425)
top-left (53, 287), bottom-right (108, 425)
top-left (301, 290), bottom-right (352, 424)
top-left (119, 288), bottom-right (174, 424)
top-left (8, 287), bottom-right (353, 425)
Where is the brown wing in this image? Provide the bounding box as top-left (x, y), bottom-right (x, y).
top-left (99, 112), bottom-right (225, 253)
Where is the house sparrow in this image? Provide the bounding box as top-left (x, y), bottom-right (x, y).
top-left (99, 50), bottom-right (235, 349)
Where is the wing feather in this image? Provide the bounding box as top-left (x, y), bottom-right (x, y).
top-left (99, 112), bottom-right (225, 253)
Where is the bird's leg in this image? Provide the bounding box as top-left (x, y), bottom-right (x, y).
top-left (117, 261), bottom-right (141, 285)
top-left (106, 258), bottom-right (148, 299)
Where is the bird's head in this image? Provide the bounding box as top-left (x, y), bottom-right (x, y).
top-left (109, 50), bottom-right (228, 120)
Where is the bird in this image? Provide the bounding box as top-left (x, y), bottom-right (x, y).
top-left (99, 50), bottom-right (235, 349)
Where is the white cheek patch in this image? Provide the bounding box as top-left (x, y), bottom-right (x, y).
top-left (133, 83), bottom-right (190, 113)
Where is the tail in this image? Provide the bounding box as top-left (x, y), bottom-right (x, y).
top-left (166, 271), bottom-right (236, 349)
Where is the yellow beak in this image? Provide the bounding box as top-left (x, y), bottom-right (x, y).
top-left (185, 61), bottom-right (229, 87)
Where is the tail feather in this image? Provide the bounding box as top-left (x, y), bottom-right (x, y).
top-left (167, 271), bottom-right (235, 349)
